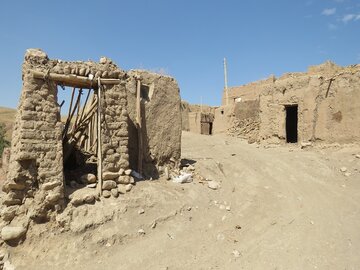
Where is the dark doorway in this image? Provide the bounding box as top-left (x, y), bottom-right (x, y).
top-left (285, 105), bottom-right (298, 143)
top-left (209, 122), bottom-right (213, 135)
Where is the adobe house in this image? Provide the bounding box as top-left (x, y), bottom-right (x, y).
top-left (215, 61), bottom-right (360, 144)
top-left (181, 101), bottom-right (215, 135)
top-left (1, 49), bottom-right (181, 228)
top-left (259, 62), bottom-right (360, 144)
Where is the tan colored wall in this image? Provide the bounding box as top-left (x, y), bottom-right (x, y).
top-left (213, 105), bottom-right (233, 134)
top-left (259, 63), bottom-right (360, 144)
top-left (222, 76), bottom-right (275, 105)
top-left (127, 70), bottom-right (182, 177)
top-left (188, 112), bottom-right (201, 134)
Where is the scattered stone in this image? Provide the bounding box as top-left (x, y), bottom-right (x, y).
top-left (300, 142), bottom-right (312, 149)
top-left (208, 181), bottom-right (220, 190)
top-left (80, 173), bottom-right (97, 184)
top-left (119, 168), bottom-right (125, 175)
top-left (232, 249), bottom-right (241, 258)
top-left (138, 229), bottom-right (145, 235)
top-left (111, 188), bottom-right (119, 198)
top-left (187, 206), bottom-right (192, 211)
top-left (226, 206), bottom-right (231, 211)
top-left (87, 183), bottom-right (97, 188)
top-left (102, 190), bottom-right (111, 198)
top-left (217, 233), bottom-right (225, 241)
top-left (345, 172), bottom-right (352, 177)
top-left (355, 154), bottom-right (360, 159)
top-left (102, 180), bottom-right (117, 190)
top-left (1, 226), bottom-right (27, 241)
top-left (219, 205), bottom-right (226, 210)
top-left (138, 208), bottom-right (145, 215)
top-left (125, 169), bottom-right (132, 176)
top-left (340, 167), bottom-right (347, 173)
top-left (235, 225), bottom-right (242, 230)
top-left (151, 221), bottom-right (157, 229)
top-left (187, 165), bottom-right (195, 171)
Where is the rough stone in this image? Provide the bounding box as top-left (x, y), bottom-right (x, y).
top-left (111, 188), bottom-right (119, 198)
top-left (125, 184), bottom-right (133, 192)
top-left (340, 167), bottom-right (347, 173)
top-left (118, 185), bottom-right (127, 194)
top-left (208, 181), bottom-right (220, 190)
top-left (1, 226), bottom-right (27, 241)
top-left (102, 180), bottom-right (117, 190)
top-left (125, 169), bottom-right (132, 176)
top-left (102, 190), bottom-right (111, 198)
top-left (103, 172), bottom-right (119, 181)
top-left (80, 174), bottom-right (97, 184)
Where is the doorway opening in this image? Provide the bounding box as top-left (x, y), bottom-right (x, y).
top-left (285, 105), bottom-right (298, 143)
top-left (209, 122), bottom-right (213, 135)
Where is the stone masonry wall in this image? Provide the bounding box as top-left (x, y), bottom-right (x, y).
top-left (2, 49), bottom-right (64, 225)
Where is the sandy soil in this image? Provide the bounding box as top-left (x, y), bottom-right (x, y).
top-left (6, 132), bottom-right (360, 270)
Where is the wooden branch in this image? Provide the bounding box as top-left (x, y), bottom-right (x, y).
top-left (33, 70), bottom-right (121, 88)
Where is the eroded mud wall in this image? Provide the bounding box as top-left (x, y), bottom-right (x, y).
top-left (126, 70), bottom-right (181, 177)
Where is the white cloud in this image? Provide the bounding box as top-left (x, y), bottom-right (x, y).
top-left (342, 13), bottom-right (360, 23)
top-left (322, 8), bottom-right (336, 15)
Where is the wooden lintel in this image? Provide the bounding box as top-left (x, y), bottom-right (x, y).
top-left (32, 70), bottom-right (121, 88)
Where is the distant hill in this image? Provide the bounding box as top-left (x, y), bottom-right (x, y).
top-left (0, 107), bottom-right (16, 141)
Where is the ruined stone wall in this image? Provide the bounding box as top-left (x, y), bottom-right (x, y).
top-left (1, 49), bottom-right (132, 228)
top-left (126, 70), bottom-right (181, 178)
top-left (258, 63), bottom-right (360, 144)
top-left (2, 49), bottom-right (64, 225)
top-left (101, 83), bottom-right (132, 187)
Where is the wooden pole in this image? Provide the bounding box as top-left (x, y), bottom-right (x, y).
top-left (97, 78), bottom-right (103, 196)
top-left (136, 77), bottom-right (143, 174)
top-left (224, 58), bottom-right (229, 105)
top-left (33, 70), bottom-right (121, 89)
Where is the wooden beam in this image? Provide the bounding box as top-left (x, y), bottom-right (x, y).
top-left (96, 78), bottom-right (103, 196)
top-left (136, 78), bottom-right (143, 174)
top-left (33, 70), bottom-right (121, 88)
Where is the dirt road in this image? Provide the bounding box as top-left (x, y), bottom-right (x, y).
top-left (10, 132), bottom-right (360, 269)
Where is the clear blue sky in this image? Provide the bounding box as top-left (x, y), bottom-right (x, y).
top-left (0, 0), bottom-right (359, 108)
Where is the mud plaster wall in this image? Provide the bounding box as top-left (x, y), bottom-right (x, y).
top-left (181, 101), bottom-right (216, 132)
top-left (1, 49), bottom-right (132, 226)
top-left (222, 76), bottom-right (275, 105)
top-left (259, 65), bottom-right (360, 144)
top-left (126, 70), bottom-right (181, 177)
top-left (3, 50), bottom-right (64, 223)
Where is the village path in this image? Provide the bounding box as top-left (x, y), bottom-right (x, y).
top-left (11, 132), bottom-right (360, 270)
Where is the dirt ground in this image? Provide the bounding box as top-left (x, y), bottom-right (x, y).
top-left (5, 131), bottom-right (360, 270)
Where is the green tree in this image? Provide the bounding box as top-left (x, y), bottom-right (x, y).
top-left (0, 123), bottom-right (10, 156)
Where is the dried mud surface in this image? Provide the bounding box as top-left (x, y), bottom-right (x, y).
top-left (6, 132), bottom-right (360, 270)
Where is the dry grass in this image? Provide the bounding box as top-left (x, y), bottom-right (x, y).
top-left (0, 107), bottom-right (16, 141)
